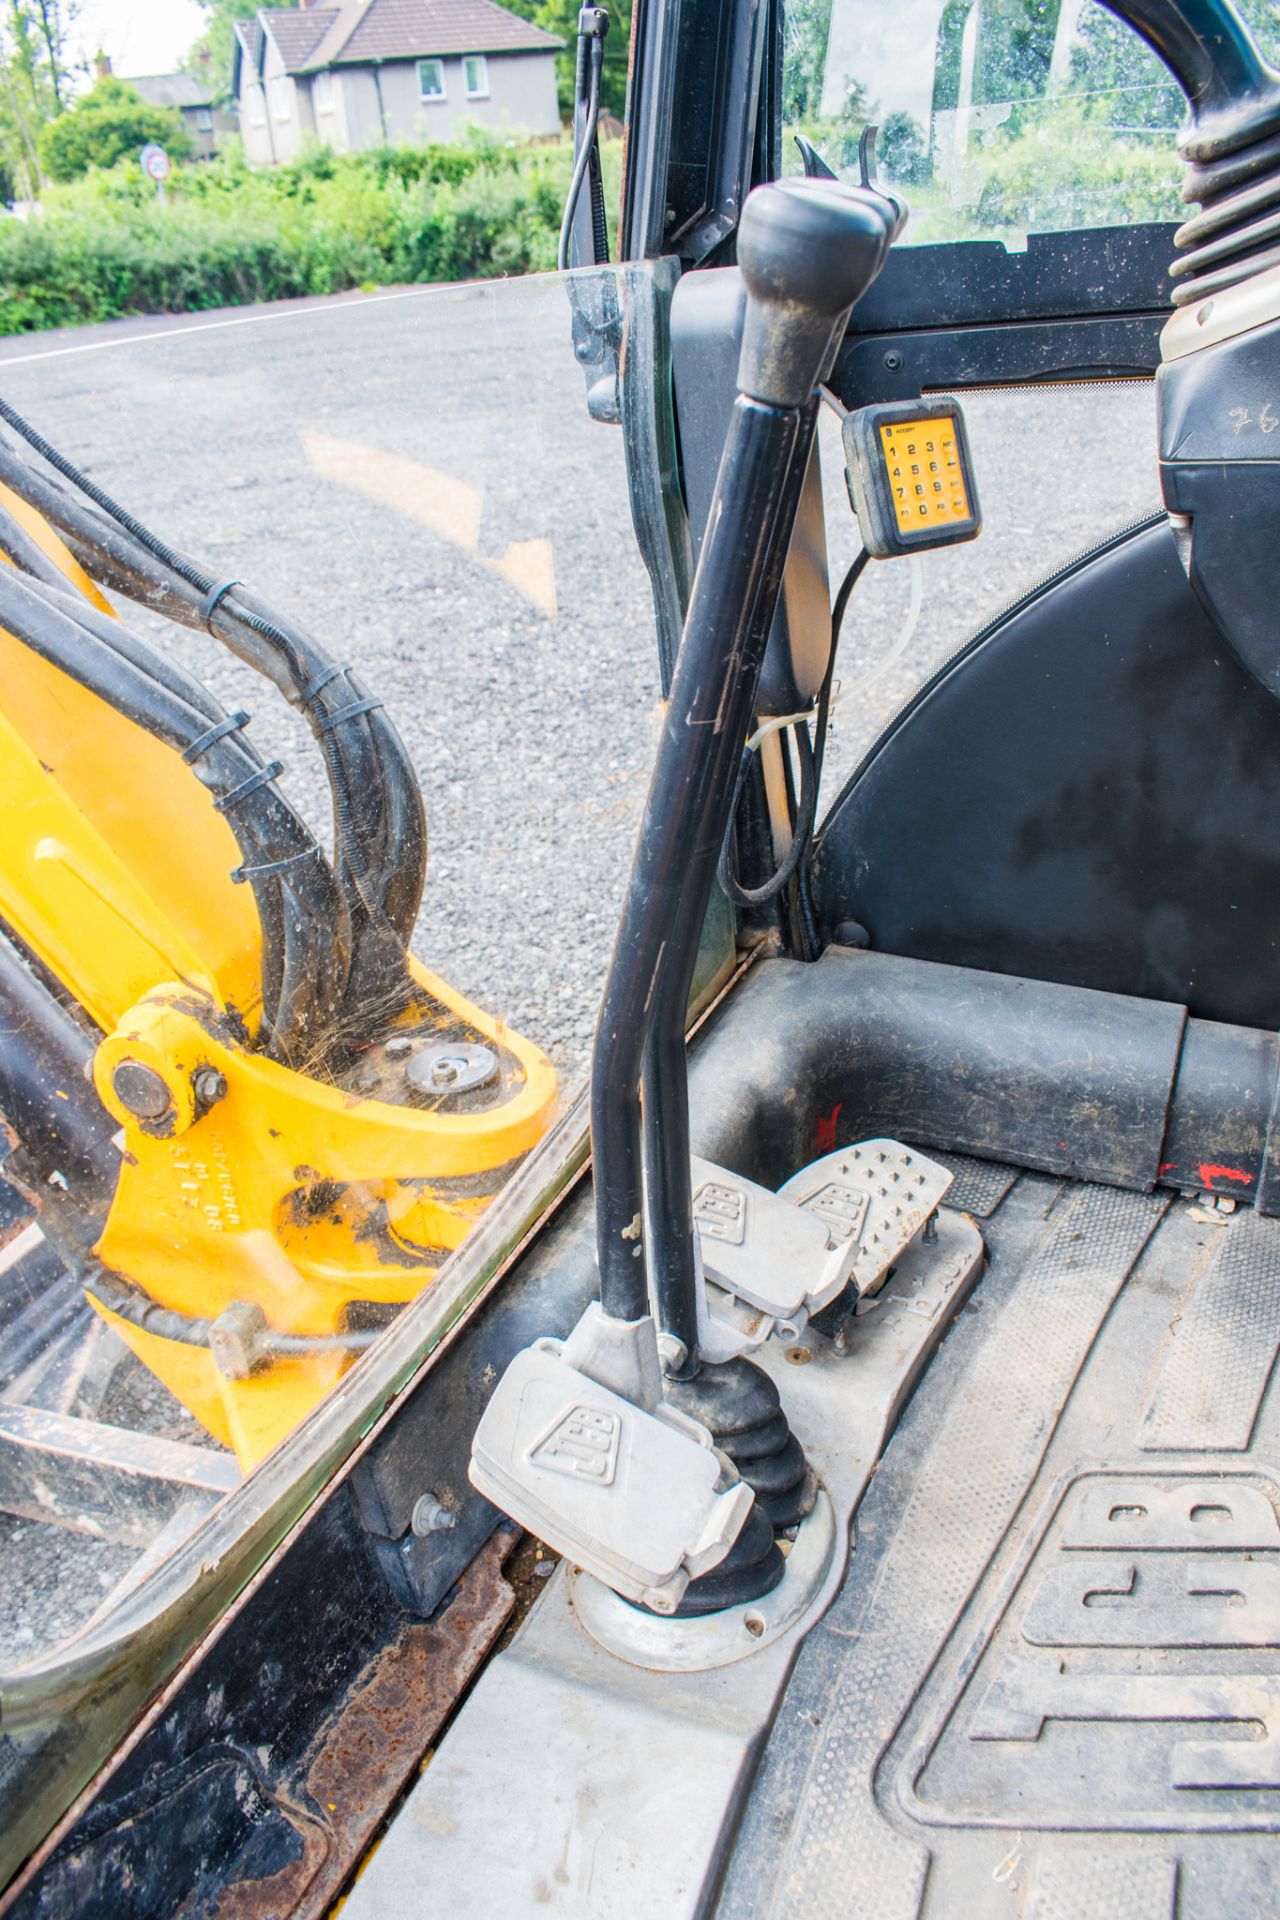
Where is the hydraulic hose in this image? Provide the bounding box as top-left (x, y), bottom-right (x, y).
top-left (0, 401), bottom-right (426, 1021)
top-left (85, 1267), bottom-right (383, 1355)
top-left (14, 559), bottom-right (226, 724)
top-left (0, 931), bottom-right (119, 1235)
top-left (0, 565), bottom-right (346, 1063)
top-left (0, 507), bottom-right (84, 595)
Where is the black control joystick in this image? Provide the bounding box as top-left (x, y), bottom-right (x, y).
top-left (472, 175), bottom-right (899, 1620)
top-left (586, 176), bottom-right (898, 1610)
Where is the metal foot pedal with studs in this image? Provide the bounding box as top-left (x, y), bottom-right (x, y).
top-left (779, 1140), bottom-right (953, 1296)
top-left (469, 1307), bottom-right (752, 1614)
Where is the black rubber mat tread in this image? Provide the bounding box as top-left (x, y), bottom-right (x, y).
top-left (1022, 1846), bottom-right (1180, 1917)
top-left (1140, 1209), bottom-right (1280, 1452)
top-left (922, 1151), bottom-right (1019, 1219)
top-left (716, 1177), bottom-right (1183, 1920)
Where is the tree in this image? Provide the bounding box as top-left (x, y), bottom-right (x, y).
top-left (972, 0), bottom-right (1059, 104)
top-left (879, 110), bottom-right (931, 185)
top-left (0, 0), bottom-right (79, 195)
top-left (27, 0), bottom-right (74, 109)
top-left (782, 0), bottom-right (832, 122)
top-left (37, 77), bottom-right (191, 181)
top-left (501, 0), bottom-right (632, 121)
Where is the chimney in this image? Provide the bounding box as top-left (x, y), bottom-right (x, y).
top-left (94, 51), bottom-right (112, 78)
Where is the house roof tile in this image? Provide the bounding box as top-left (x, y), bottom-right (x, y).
top-left (129, 71), bottom-right (217, 108)
top-left (260, 7), bottom-right (340, 72)
top-left (232, 17), bottom-right (263, 66)
top-left (303, 0), bottom-right (561, 69)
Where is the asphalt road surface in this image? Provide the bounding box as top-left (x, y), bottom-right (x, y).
top-left (0, 278), bottom-right (1165, 1087)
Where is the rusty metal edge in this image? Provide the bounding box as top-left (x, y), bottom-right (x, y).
top-left (207, 1525), bottom-right (521, 1920)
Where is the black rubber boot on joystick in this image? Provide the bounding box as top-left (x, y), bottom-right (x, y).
top-left (666, 1357), bottom-right (818, 1533)
top-left (667, 1502), bottom-right (784, 1617)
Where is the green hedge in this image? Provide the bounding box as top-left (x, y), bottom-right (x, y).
top-left (0, 133), bottom-right (617, 334)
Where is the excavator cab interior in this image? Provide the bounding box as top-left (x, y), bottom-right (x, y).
top-left (5, 0), bottom-right (1280, 1912)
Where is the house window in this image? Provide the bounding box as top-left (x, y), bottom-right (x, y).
top-left (418, 58), bottom-right (445, 101)
top-left (271, 74), bottom-right (293, 121)
top-left (195, 107), bottom-right (213, 131)
top-left (463, 54), bottom-right (489, 98)
top-left (248, 85), bottom-right (266, 126)
top-left (315, 69), bottom-right (334, 114)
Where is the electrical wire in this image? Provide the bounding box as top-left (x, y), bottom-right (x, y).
top-left (816, 551), bottom-right (923, 788)
top-left (717, 549), bottom-right (871, 909)
top-left (717, 721), bottom-right (818, 907)
top-left (558, 28), bottom-right (604, 272)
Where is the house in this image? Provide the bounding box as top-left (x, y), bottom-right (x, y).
top-left (231, 0), bottom-right (563, 166)
top-left (130, 65), bottom-right (236, 161)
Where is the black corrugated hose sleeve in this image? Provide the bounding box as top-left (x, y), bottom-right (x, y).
top-left (0, 564), bottom-right (348, 1064)
top-left (0, 401), bottom-right (426, 990)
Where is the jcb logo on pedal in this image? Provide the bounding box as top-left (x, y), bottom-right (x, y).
top-left (693, 1180), bottom-right (747, 1245)
top-left (530, 1404), bottom-right (622, 1485)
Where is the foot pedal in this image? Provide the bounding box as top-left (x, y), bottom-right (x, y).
top-left (469, 1308), bottom-right (753, 1615)
top-left (691, 1155), bottom-right (855, 1353)
top-left (779, 1139), bottom-right (953, 1296)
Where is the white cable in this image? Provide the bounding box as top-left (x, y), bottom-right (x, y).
top-left (747, 705), bottom-right (814, 752)
top-left (830, 553), bottom-right (924, 711)
top-left (744, 554), bottom-right (925, 753)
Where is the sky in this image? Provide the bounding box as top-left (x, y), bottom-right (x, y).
top-left (67, 0), bottom-right (207, 81)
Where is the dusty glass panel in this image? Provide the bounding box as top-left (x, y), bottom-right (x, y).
top-left (0, 263), bottom-right (664, 1715)
top-left (783, 0), bottom-right (1279, 243)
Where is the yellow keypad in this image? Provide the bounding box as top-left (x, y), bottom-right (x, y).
top-left (879, 418), bottom-right (972, 536)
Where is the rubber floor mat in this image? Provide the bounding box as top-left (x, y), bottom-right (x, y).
top-left (717, 1177), bottom-right (1280, 1919)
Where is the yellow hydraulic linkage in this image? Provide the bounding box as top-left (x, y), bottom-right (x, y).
top-left (0, 481), bottom-right (556, 1468)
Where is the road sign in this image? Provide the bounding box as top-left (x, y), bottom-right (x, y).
top-left (139, 143), bottom-right (171, 184)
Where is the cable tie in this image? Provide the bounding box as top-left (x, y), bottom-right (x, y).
top-left (231, 844), bottom-right (322, 885)
top-left (181, 709), bottom-right (250, 764)
top-left (199, 576), bottom-right (241, 632)
top-left (746, 706), bottom-right (819, 754)
top-left (315, 695), bottom-right (384, 734)
top-left (214, 759), bottom-right (284, 815)
top-left (300, 661), bottom-right (349, 706)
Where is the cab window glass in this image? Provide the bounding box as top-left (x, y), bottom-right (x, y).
top-left (782, 0), bottom-right (1279, 243)
top-left (0, 265), bottom-right (663, 1698)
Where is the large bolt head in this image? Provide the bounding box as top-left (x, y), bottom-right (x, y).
top-left (406, 1042), bottom-right (499, 1097)
top-left (111, 1059), bottom-right (173, 1121)
top-left (192, 1067), bottom-right (227, 1109)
